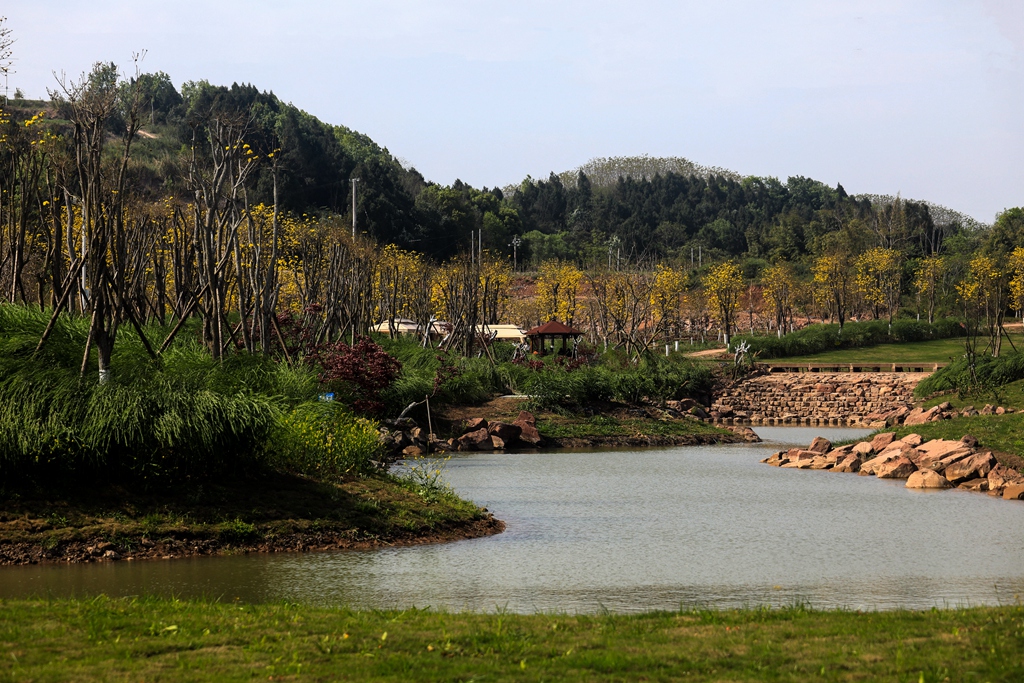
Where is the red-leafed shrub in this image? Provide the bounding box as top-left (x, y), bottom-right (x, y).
top-left (305, 336), bottom-right (401, 416)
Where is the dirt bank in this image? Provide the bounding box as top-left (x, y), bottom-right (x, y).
top-left (0, 472), bottom-right (503, 566)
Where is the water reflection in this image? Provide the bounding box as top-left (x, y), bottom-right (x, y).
top-left (3, 427), bottom-right (1024, 613)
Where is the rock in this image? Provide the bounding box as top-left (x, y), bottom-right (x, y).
top-left (401, 445), bottom-right (424, 456)
top-left (899, 433), bottom-right (924, 447)
top-left (488, 421), bottom-right (522, 444)
top-left (852, 441), bottom-right (875, 456)
top-left (870, 432), bottom-right (897, 452)
top-left (103, 550), bottom-right (120, 560)
top-left (786, 449), bottom-right (819, 461)
top-left (916, 439), bottom-right (968, 461)
top-left (717, 405), bottom-right (734, 417)
top-left (833, 454), bottom-right (862, 473)
top-left (906, 469), bottom-right (951, 489)
top-left (490, 436), bottom-right (506, 450)
top-left (876, 455), bottom-right (918, 479)
top-left (823, 445), bottom-right (854, 463)
top-left (996, 406), bottom-right (1007, 415)
top-left (938, 401), bottom-right (952, 410)
top-left (732, 426), bottom-right (761, 442)
top-left (762, 451), bottom-right (789, 466)
top-left (515, 411), bottom-right (537, 427)
top-left (808, 456), bottom-right (833, 470)
top-left (931, 448), bottom-right (975, 474)
top-left (689, 405), bottom-right (710, 419)
top-left (457, 428), bottom-right (493, 451)
top-left (960, 434), bottom-right (979, 448)
top-left (516, 421), bottom-right (542, 446)
top-left (944, 451), bottom-right (998, 485)
top-left (987, 464), bottom-right (1019, 494)
top-left (958, 478), bottom-right (989, 492)
top-left (980, 404), bottom-right (994, 415)
top-left (807, 437), bottom-right (832, 453)
top-left (1002, 483), bottom-right (1024, 500)
top-left (904, 406), bottom-right (941, 426)
top-left (859, 452), bottom-right (899, 476)
top-left (462, 417), bottom-right (488, 434)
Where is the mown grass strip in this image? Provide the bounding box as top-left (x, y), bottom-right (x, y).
top-left (0, 598), bottom-right (1021, 682)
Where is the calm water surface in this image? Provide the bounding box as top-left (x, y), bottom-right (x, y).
top-left (3, 426), bottom-right (1024, 613)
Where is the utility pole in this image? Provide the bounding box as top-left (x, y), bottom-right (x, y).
top-left (350, 178), bottom-right (359, 238)
top-left (510, 235), bottom-right (521, 271)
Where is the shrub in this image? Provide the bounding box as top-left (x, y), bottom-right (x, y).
top-left (270, 402), bottom-right (382, 478)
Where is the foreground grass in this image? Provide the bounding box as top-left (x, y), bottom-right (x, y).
top-left (770, 338), bottom-right (966, 365)
top-left (0, 598), bottom-right (1021, 682)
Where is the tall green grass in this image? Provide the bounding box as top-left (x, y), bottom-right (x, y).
top-left (0, 305), bottom-right (380, 484)
top-left (915, 351), bottom-right (1024, 398)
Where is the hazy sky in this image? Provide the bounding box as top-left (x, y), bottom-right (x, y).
top-left (4, 1), bottom-right (1022, 222)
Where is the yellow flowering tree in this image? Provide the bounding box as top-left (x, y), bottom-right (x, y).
top-left (536, 259), bottom-right (582, 326)
top-left (966, 254), bottom-right (1008, 356)
top-left (812, 254), bottom-right (853, 331)
top-left (702, 260), bottom-right (743, 345)
top-left (913, 255), bottom-right (945, 324)
top-left (761, 263), bottom-right (796, 338)
top-left (854, 247), bottom-right (903, 328)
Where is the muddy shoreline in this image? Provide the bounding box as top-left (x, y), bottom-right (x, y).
top-left (0, 515), bottom-right (505, 567)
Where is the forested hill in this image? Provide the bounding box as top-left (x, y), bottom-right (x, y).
top-left (6, 70), bottom-right (984, 267)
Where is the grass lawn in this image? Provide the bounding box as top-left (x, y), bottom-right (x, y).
top-left (766, 338), bottom-right (966, 365)
top-left (923, 378), bottom-right (1024, 412)
top-left (1, 598), bottom-right (1021, 682)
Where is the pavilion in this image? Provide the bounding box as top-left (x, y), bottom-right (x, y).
top-left (525, 320), bottom-right (583, 355)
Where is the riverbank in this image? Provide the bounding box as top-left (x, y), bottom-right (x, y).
top-left (431, 397), bottom-right (752, 451)
top-left (1, 597), bottom-right (1020, 681)
top-left (0, 472), bottom-right (502, 566)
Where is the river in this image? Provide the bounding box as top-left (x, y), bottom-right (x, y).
top-left (3, 426), bottom-right (1023, 613)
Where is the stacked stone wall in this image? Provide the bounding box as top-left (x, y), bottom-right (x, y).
top-left (710, 372), bottom-right (923, 427)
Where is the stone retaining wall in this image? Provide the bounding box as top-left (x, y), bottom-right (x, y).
top-left (710, 372), bottom-right (924, 427)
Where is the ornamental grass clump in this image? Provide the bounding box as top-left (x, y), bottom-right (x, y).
top-left (0, 305), bottom-right (382, 485)
top-left (271, 402), bottom-right (383, 478)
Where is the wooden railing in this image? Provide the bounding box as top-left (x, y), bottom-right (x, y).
top-left (763, 362), bottom-right (946, 373)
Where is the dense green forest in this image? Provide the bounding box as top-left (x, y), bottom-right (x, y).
top-left (2, 70), bottom-right (985, 268)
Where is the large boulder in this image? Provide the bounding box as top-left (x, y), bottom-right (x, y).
top-left (899, 433), bottom-right (924, 447)
top-left (462, 417), bottom-right (488, 434)
top-left (915, 439), bottom-right (967, 461)
top-left (488, 421), bottom-right (522, 444)
top-left (870, 432), bottom-right (897, 452)
top-left (808, 437), bottom-right (832, 454)
top-left (876, 455), bottom-right (918, 479)
top-left (944, 452), bottom-right (998, 485)
top-left (859, 452), bottom-right (900, 476)
top-left (906, 469), bottom-right (951, 489)
top-left (833, 454), bottom-right (862, 473)
top-left (515, 411), bottom-right (537, 427)
top-left (456, 428), bottom-right (493, 451)
top-left (958, 478), bottom-right (989, 492)
top-left (808, 456), bottom-right (833, 470)
top-left (1003, 483), bottom-right (1024, 500)
top-left (852, 441), bottom-right (875, 456)
top-left (903, 407), bottom-right (941, 426)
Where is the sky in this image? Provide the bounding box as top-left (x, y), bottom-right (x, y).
top-left (3, 1), bottom-right (1022, 223)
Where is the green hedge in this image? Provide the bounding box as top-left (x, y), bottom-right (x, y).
top-left (733, 319), bottom-right (964, 360)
